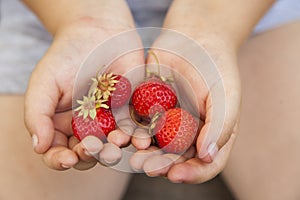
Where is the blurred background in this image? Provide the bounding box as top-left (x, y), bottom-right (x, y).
top-left (123, 173), bottom-right (234, 200)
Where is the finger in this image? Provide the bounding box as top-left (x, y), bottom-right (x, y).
top-left (68, 135), bottom-right (80, 149)
top-left (197, 112), bottom-right (239, 162)
top-left (53, 110), bottom-right (73, 136)
top-left (43, 146), bottom-right (78, 170)
top-left (117, 118), bottom-right (136, 137)
top-left (131, 128), bottom-right (152, 150)
top-left (51, 131), bottom-right (69, 147)
top-left (143, 151), bottom-right (190, 177)
top-left (143, 155), bottom-right (174, 177)
top-left (196, 66), bottom-right (241, 160)
top-left (143, 153), bottom-right (187, 177)
top-left (67, 137), bottom-right (97, 170)
top-left (72, 135), bottom-right (104, 162)
top-left (25, 66), bottom-right (60, 154)
top-left (167, 133), bottom-right (237, 184)
top-left (107, 129), bottom-right (131, 147)
top-left (139, 146), bottom-right (196, 176)
top-left (98, 142), bottom-right (122, 166)
top-left (73, 160), bottom-right (98, 171)
top-left (109, 105), bottom-right (135, 147)
top-left (198, 130), bottom-right (235, 163)
top-left (129, 146), bottom-right (162, 172)
top-left (182, 146), bottom-right (197, 159)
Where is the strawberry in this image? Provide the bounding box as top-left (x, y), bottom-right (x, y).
top-left (109, 75), bottom-right (131, 108)
top-left (91, 73), bottom-right (131, 109)
top-left (151, 108), bottom-right (198, 154)
top-left (71, 95), bottom-right (116, 141)
top-left (131, 78), bottom-right (177, 118)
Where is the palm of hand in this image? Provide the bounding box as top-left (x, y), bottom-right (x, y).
top-left (129, 32), bottom-right (241, 183)
top-left (25, 20), bottom-right (144, 170)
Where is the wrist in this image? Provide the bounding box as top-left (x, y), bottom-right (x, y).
top-left (23, 0), bottom-right (134, 36)
top-left (164, 0), bottom-right (275, 51)
top-left (54, 14), bottom-right (135, 40)
top-left (162, 21), bottom-right (238, 60)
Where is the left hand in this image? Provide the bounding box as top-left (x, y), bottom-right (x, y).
top-left (130, 30), bottom-right (241, 183)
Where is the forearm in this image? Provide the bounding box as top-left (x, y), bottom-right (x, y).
top-left (164, 0), bottom-right (275, 50)
top-left (22, 0), bottom-right (134, 35)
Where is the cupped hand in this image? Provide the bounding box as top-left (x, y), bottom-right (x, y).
top-left (25, 12), bottom-right (144, 170)
top-left (130, 31), bottom-right (241, 183)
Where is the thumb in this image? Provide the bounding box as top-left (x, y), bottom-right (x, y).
top-left (24, 66), bottom-right (59, 154)
top-left (197, 78), bottom-right (241, 162)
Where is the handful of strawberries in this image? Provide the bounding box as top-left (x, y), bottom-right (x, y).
top-left (72, 51), bottom-right (199, 155)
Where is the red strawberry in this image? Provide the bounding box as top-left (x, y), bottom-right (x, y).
top-left (131, 78), bottom-right (177, 118)
top-left (72, 108), bottom-right (116, 141)
top-left (71, 94), bottom-right (116, 141)
top-left (109, 75), bottom-right (131, 108)
top-left (92, 73), bottom-right (131, 109)
top-left (151, 108), bottom-right (198, 154)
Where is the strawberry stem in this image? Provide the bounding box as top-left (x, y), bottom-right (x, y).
top-left (129, 106), bottom-right (150, 129)
top-left (148, 112), bottom-right (162, 135)
top-left (148, 50), bottom-right (160, 77)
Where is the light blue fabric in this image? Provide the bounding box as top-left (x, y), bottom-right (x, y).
top-left (128, 0), bottom-right (300, 34)
top-left (127, 0), bottom-right (172, 27)
top-left (0, 0), bottom-right (52, 93)
top-left (0, 0), bottom-right (300, 93)
top-left (254, 0), bottom-right (300, 33)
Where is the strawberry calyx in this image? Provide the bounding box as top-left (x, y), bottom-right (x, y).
top-left (74, 94), bottom-right (109, 120)
top-left (74, 71), bottom-right (125, 120)
top-left (90, 72), bottom-right (119, 103)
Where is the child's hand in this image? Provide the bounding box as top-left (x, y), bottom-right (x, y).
top-left (24, 8), bottom-right (144, 170)
top-left (130, 31), bottom-right (241, 183)
top-left (128, 0), bottom-right (273, 183)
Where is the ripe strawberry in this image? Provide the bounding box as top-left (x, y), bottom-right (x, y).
top-left (109, 75), bottom-right (131, 108)
top-left (71, 95), bottom-right (116, 141)
top-left (131, 78), bottom-right (177, 118)
top-left (151, 108), bottom-right (198, 154)
top-left (91, 73), bottom-right (131, 109)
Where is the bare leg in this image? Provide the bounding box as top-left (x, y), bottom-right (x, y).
top-left (223, 22), bottom-right (300, 200)
top-left (0, 96), bottom-right (130, 200)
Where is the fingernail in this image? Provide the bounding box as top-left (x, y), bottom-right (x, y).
top-left (99, 158), bottom-right (120, 167)
top-left (61, 164), bottom-right (72, 169)
top-left (32, 134), bottom-right (38, 148)
top-left (84, 149), bottom-right (98, 157)
top-left (171, 178), bottom-right (183, 184)
top-left (207, 142), bottom-right (218, 161)
top-left (82, 136), bottom-right (103, 153)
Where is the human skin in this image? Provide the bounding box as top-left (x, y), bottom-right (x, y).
top-left (2, 22), bottom-right (299, 199)
top-left (23, 0), bottom-right (144, 170)
top-left (3, 0), bottom-right (300, 199)
top-left (22, 0), bottom-right (279, 184)
top-left (130, 0), bottom-right (276, 183)
top-left (0, 96), bottom-right (130, 200)
top-left (223, 21), bottom-right (300, 200)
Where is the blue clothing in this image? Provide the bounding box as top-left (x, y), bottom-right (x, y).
top-left (0, 0), bottom-right (300, 93)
